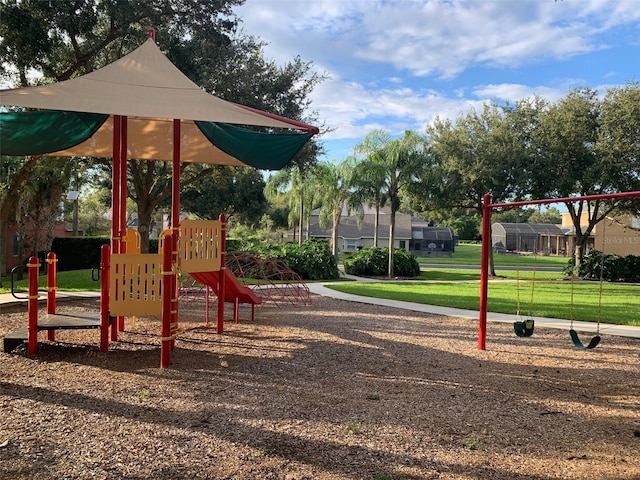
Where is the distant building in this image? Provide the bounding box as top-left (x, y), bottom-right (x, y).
top-left (304, 206), bottom-right (456, 256)
top-left (491, 223), bottom-right (567, 255)
top-left (491, 214), bottom-right (640, 257)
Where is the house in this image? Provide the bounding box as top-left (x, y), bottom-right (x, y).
top-left (4, 221), bottom-right (78, 272)
top-left (491, 213), bottom-right (640, 257)
top-left (409, 217), bottom-right (457, 257)
top-left (305, 206), bottom-right (456, 256)
top-left (491, 223), bottom-right (567, 255)
top-left (566, 213), bottom-right (640, 257)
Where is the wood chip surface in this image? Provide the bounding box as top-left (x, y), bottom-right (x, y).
top-left (1, 294), bottom-right (639, 480)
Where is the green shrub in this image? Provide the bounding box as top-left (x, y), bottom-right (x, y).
top-left (343, 247), bottom-right (420, 277)
top-left (228, 238), bottom-right (339, 281)
top-left (51, 236), bottom-right (110, 271)
top-left (564, 250), bottom-right (640, 283)
top-left (343, 247), bottom-right (388, 276)
top-left (394, 248), bottom-right (421, 276)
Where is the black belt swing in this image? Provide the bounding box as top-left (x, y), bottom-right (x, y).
top-left (568, 216), bottom-right (608, 349)
top-left (568, 272), bottom-right (602, 350)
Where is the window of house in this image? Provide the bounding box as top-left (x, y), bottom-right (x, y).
top-left (345, 239), bottom-right (357, 251)
top-left (399, 240), bottom-right (406, 249)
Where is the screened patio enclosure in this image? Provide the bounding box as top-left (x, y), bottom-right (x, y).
top-left (409, 226), bottom-right (456, 257)
top-left (491, 223), bottom-right (567, 255)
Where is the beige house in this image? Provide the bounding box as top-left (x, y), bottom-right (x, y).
top-left (564, 213), bottom-right (640, 257)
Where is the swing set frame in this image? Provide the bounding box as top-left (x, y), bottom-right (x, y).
top-left (478, 190), bottom-right (640, 350)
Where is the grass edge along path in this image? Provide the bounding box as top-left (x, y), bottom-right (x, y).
top-left (326, 280), bottom-right (640, 327)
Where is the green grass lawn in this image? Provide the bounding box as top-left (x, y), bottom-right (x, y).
top-left (1, 269), bottom-right (101, 294)
top-left (416, 243), bottom-right (570, 268)
top-left (327, 280), bottom-right (640, 326)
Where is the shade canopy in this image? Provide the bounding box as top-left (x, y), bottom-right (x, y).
top-left (0, 37), bottom-right (317, 169)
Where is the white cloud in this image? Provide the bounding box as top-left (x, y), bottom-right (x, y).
top-left (471, 84), bottom-right (568, 103)
top-left (234, 0), bottom-right (639, 151)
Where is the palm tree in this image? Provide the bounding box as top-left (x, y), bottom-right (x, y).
top-left (312, 159), bottom-right (354, 258)
top-left (348, 151), bottom-right (388, 248)
top-left (353, 129), bottom-right (429, 277)
top-left (265, 165), bottom-right (312, 245)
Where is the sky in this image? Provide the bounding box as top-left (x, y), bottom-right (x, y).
top-left (235, 0), bottom-right (640, 162)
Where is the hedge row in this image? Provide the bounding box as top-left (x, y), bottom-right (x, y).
top-left (343, 247), bottom-right (421, 277)
top-left (230, 238), bottom-right (339, 281)
top-left (564, 250), bottom-right (640, 283)
top-left (49, 237), bottom-right (159, 271)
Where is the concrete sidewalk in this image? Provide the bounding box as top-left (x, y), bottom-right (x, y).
top-left (0, 290), bottom-right (100, 309)
top-left (307, 278), bottom-right (640, 340)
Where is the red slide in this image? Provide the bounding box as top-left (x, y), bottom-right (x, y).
top-left (189, 269), bottom-right (262, 323)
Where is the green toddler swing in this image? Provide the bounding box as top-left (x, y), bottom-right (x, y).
top-left (513, 254), bottom-right (536, 338)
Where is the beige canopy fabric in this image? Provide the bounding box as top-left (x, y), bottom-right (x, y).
top-left (53, 116), bottom-right (246, 164)
top-left (0, 37), bottom-right (315, 131)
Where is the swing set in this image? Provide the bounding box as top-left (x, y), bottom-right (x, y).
top-left (478, 190), bottom-right (640, 350)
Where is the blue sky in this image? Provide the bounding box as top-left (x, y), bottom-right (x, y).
top-left (235, 0), bottom-right (640, 161)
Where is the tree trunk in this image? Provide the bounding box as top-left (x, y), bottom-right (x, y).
top-left (388, 207), bottom-right (396, 278)
top-left (0, 156), bottom-right (40, 282)
top-left (298, 194), bottom-right (304, 246)
top-left (137, 200), bottom-right (156, 254)
top-left (331, 215), bottom-right (339, 259)
top-left (374, 204), bottom-right (380, 248)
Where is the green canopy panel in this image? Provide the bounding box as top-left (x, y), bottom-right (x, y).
top-left (195, 121), bottom-right (313, 170)
top-left (0, 111), bottom-right (109, 156)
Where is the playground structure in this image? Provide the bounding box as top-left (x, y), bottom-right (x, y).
top-left (6, 218), bottom-right (312, 365)
top-left (180, 251), bottom-right (311, 324)
top-left (5, 218), bottom-right (234, 365)
top-left (478, 190), bottom-right (640, 350)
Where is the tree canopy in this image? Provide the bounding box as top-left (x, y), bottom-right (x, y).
top-left (0, 0), bottom-right (325, 262)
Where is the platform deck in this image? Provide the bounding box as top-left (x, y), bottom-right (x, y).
top-left (3, 311), bottom-right (107, 353)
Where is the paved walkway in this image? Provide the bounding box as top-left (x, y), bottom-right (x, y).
top-left (3, 279), bottom-right (639, 339)
top-left (307, 274), bottom-right (640, 339)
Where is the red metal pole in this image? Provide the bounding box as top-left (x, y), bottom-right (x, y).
top-left (46, 252), bottom-right (57, 341)
top-left (171, 118), bottom-right (181, 349)
top-left (217, 214), bottom-right (227, 334)
top-left (487, 190), bottom-right (640, 209)
top-left (110, 114), bottom-right (121, 338)
top-left (27, 256), bottom-right (40, 354)
top-left (111, 115), bottom-right (121, 254)
top-left (100, 245), bottom-right (110, 352)
top-left (118, 116), bottom-right (128, 332)
top-left (161, 234), bottom-right (173, 368)
top-left (46, 252), bottom-right (57, 314)
top-left (478, 193), bottom-right (492, 351)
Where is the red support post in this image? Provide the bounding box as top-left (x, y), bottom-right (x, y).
top-left (46, 252), bottom-right (57, 341)
top-left (170, 118), bottom-right (181, 349)
top-left (27, 256), bottom-right (40, 354)
top-left (110, 115), bottom-right (121, 343)
top-left (118, 116), bottom-right (128, 332)
top-left (161, 234), bottom-right (174, 368)
top-left (478, 193), bottom-right (492, 351)
top-left (217, 214), bottom-right (227, 334)
top-left (100, 245), bottom-right (111, 352)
